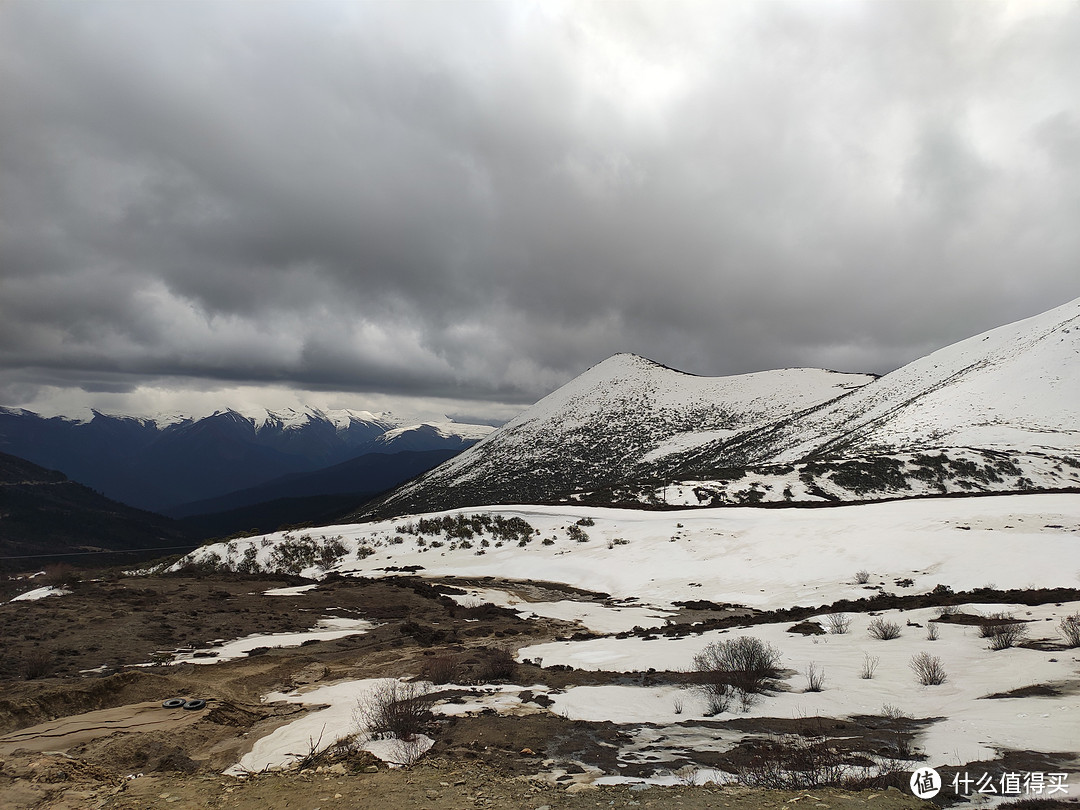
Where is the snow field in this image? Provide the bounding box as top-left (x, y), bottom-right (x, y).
top-left (178, 493), bottom-right (1080, 612)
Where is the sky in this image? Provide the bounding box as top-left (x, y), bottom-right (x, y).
top-left (1, 1), bottom-right (1078, 423)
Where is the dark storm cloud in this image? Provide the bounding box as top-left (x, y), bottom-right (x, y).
top-left (1, 1), bottom-right (1078, 415)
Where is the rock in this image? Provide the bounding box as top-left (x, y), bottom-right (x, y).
top-left (364, 765), bottom-right (379, 773)
top-left (565, 782), bottom-right (598, 794)
top-left (520, 748), bottom-right (536, 756)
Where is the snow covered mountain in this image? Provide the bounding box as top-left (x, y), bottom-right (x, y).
top-left (362, 298), bottom-right (1080, 516)
top-left (358, 356), bottom-right (874, 516)
top-left (0, 406), bottom-right (492, 513)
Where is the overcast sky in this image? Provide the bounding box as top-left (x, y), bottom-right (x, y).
top-left (1, 1), bottom-right (1078, 422)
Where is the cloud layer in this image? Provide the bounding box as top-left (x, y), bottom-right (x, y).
top-left (2, 1), bottom-right (1078, 417)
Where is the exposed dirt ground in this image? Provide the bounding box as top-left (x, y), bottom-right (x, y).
top-left (0, 571), bottom-right (1070, 810)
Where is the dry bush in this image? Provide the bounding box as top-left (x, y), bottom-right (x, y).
top-left (855, 570), bottom-right (871, 585)
top-left (422, 655), bottom-right (463, 685)
top-left (737, 733), bottom-right (906, 790)
top-left (692, 636), bottom-right (782, 713)
top-left (909, 652), bottom-right (947, 685)
top-left (860, 653), bottom-right (880, 680)
top-left (925, 622), bottom-right (939, 641)
top-left (21, 649), bottom-right (54, 680)
top-left (478, 648), bottom-right (517, 681)
top-left (867, 617), bottom-right (902, 640)
top-left (354, 680), bottom-right (434, 741)
top-left (1060, 612), bottom-right (1080, 648)
top-left (804, 662), bottom-right (825, 692)
top-left (981, 613), bottom-right (1028, 650)
top-left (826, 613), bottom-right (851, 634)
top-left (43, 563), bottom-right (81, 589)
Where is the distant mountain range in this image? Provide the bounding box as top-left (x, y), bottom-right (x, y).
top-left (360, 297), bottom-right (1080, 517)
top-left (0, 407), bottom-right (493, 514)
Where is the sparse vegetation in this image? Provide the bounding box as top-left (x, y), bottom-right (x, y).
top-left (909, 652), bottom-right (947, 685)
top-left (925, 622), bottom-right (939, 641)
top-left (736, 732), bottom-right (909, 790)
top-left (855, 569), bottom-right (871, 585)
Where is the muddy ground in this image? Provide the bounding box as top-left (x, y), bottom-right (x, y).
top-left (0, 571), bottom-right (1065, 810)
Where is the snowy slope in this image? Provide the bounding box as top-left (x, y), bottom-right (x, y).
top-left (178, 494), bottom-right (1080, 610)
top-left (361, 355), bottom-right (872, 517)
top-left (737, 296), bottom-right (1080, 463)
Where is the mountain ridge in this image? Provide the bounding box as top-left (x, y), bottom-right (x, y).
top-left (359, 297), bottom-right (1080, 517)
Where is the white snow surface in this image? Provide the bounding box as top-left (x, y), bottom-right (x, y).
top-left (261, 584), bottom-right (320, 596)
top-left (766, 296), bottom-right (1080, 461)
top-left (180, 494), bottom-right (1080, 611)
top-left (9, 585), bottom-right (69, 602)
top-left (169, 617), bottom-right (373, 665)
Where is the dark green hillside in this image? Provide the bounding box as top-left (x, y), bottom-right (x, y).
top-left (0, 452), bottom-right (195, 570)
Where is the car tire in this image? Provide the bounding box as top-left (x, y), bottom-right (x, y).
top-left (182, 699), bottom-right (207, 711)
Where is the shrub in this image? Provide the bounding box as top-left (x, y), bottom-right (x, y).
top-left (867, 618), bottom-right (902, 640)
top-left (804, 662), bottom-right (825, 692)
top-left (354, 680), bottom-right (434, 741)
top-left (860, 653), bottom-right (879, 680)
top-left (318, 537), bottom-right (348, 569)
top-left (1060, 612), bottom-right (1080, 648)
top-left (43, 564), bottom-right (81, 589)
top-left (575, 516), bottom-right (595, 527)
top-left (21, 649), bottom-right (54, 680)
top-left (926, 623), bottom-right (939, 641)
top-left (422, 655), bottom-right (463, 685)
top-left (479, 648), bottom-right (517, 681)
top-left (910, 652), bottom-right (947, 685)
top-left (692, 636), bottom-right (782, 713)
top-left (567, 525), bottom-right (589, 543)
top-left (981, 613), bottom-right (1028, 650)
top-left (855, 570), bottom-right (871, 585)
top-left (825, 613), bottom-right (851, 634)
